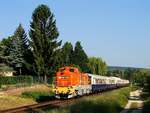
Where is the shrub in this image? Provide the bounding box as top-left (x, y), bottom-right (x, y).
top-left (0, 76), bottom-right (33, 86)
top-left (22, 91), bottom-right (54, 102)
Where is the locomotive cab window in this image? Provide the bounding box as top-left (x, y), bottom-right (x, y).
top-left (70, 68), bottom-right (74, 72)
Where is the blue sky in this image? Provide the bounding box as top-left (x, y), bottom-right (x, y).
top-left (0, 0), bottom-right (150, 68)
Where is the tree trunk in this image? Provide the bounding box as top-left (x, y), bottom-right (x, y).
top-left (44, 74), bottom-right (47, 83)
top-left (19, 68), bottom-right (22, 75)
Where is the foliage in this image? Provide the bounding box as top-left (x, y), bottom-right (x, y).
top-left (0, 24), bottom-right (31, 75)
top-left (0, 36), bottom-right (14, 64)
top-left (61, 42), bottom-right (73, 66)
top-left (9, 25), bottom-right (25, 74)
top-left (72, 41), bottom-right (89, 72)
top-left (22, 91), bottom-right (54, 102)
top-left (29, 4), bottom-right (62, 82)
top-left (107, 68), bottom-right (143, 83)
top-left (0, 63), bottom-right (13, 71)
top-left (0, 76), bottom-right (33, 86)
top-left (88, 57), bottom-right (107, 75)
top-left (141, 71), bottom-right (150, 113)
top-left (43, 87), bottom-right (130, 113)
top-left (143, 97), bottom-right (150, 113)
top-left (143, 73), bottom-right (150, 93)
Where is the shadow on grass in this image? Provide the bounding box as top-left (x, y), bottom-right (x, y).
top-left (21, 91), bottom-right (55, 103)
top-left (42, 99), bottom-right (124, 113)
top-left (36, 95), bottom-right (55, 102)
top-left (120, 108), bottom-right (143, 113)
top-left (69, 100), bottom-right (123, 113)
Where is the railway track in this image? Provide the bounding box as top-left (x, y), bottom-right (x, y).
top-left (0, 93), bottom-right (96, 113)
top-left (0, 93), bottom-right (103, 113)
top-left (0, 99), bottom-right (72, 113)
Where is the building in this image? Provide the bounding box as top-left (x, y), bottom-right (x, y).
top-left (0, 63), bottom-right (14, 76)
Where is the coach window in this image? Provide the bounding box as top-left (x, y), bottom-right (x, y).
top-left (99, 79), bottom-right (103, 84)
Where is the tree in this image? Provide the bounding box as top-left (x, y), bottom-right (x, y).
top-left (0, 24), bottom-right (31, 75)
top-left (72, 41), bottom-right (89, 72)
top-left (133, 70), bottom-right (145, 86)
top-left (61, 42), bottom-right (73, 66)
top-left (88, 57), bottom-right (107, 75)
top-left (29, 4), bottom-right (61, 82)
top-left (9, 24), bottom-right (28, 75)
top-left (0, 36), bottom-right (14, 64)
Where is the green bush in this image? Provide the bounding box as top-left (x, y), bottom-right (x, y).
top-left (0, 76), bottom-right (33, 86)
top-left (22, 91), bottom-right (54, 102)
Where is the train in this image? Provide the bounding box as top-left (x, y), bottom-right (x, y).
top-left (53, 66), bottom-right (129, 99)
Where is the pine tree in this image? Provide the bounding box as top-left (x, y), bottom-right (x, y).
top-left (72, 41), bottom-right (89, 72)
top-left (61, 42), bottom-right (73, 66)
top-left (9, 24), bottom-right (26, 74)
top-left (29, 4), bottom-right (61, 82)
top-left (9, 37), bottom-right (24, 75)
top-left (17, 24), bottom-right (34, 74)
top-left (0, 24), bottom-right (31, 75)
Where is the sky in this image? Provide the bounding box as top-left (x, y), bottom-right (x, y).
top-left (0, 0), bottom-right (150, 68)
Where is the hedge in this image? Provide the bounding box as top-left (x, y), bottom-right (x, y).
top-left (0, 76), bottom-right (33, 86)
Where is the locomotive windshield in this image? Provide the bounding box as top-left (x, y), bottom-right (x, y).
top-left (58, 76), bottom-right (70, 79)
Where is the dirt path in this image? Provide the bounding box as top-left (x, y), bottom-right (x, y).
top-left (120, 90), bottom-right (143, 113)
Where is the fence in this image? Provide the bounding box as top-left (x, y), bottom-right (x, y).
top-left (0, 75), bottom-right (54, 91)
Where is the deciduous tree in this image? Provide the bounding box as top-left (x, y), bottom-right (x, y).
top-left (88, 57), bottom-right (107, 75)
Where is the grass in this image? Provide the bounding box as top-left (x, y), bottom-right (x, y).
top-left (130, 102), bottom-right (138, 109)
top-left (141, 90), bottom-right (150, 113)
top-left (22, 91), bottom-right (54, 102)
top-left (130, 85), bottom-right (140, 91)
top-left (0, 95), bottom-right (36, 110)
top-left (43, 87), bottom-right (131, 113)
top-left (143, 97), bottom-right (150, 113)
top-left (0, 84), bottom-right (54, 110)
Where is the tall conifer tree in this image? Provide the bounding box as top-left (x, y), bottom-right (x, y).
top-left (61, 42), bottom-right (73, 66)
top-left (29, 4), bottom-right (61, 82)
top-left (72, 41), bottom-right (89, 72)
top-left (9, 24), bottom-right (27, 75)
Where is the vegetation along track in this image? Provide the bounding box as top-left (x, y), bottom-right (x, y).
top-left (0, 97), bottom-right (82, 113)
top-left (0, 100), bottom-right (62, 113)
top-left (0, 87), bottom-right (126, 113)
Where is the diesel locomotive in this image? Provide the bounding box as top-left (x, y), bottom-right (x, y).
top-left (53, 66), bottom-right (129, 99)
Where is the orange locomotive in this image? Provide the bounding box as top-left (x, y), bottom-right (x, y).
top-left (53, 66), bottom-right (91, 99)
